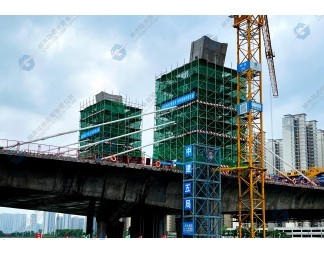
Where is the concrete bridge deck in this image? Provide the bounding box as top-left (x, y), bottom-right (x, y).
top-left (1, 150), bottom-right (323, 221)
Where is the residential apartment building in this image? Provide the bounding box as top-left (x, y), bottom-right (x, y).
top-left (265, 139), bottom-right (284, 175)
top-left (282, 114), bottom-right (318, 171)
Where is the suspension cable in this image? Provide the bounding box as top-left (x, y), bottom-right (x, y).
top-left (5, 106), bottom-right (177, 148)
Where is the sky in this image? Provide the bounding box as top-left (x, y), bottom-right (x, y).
top-left (2, 15), bottom-right (324, 153)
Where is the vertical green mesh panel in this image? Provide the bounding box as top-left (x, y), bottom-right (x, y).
top-left (153, 59), bottom-right (241, 168)
top-left (79, 98), bottom-right (142, 159)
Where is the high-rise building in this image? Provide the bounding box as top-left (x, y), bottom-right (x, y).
top-left (56, 215), bottom-right (63, 230)
top-left (43, 212), bottom-right (56, 234)
top-left (282, 114), bottom-right (318, 171)
top-left (29, 213), bottom-right (38, 232)
top-left (13, 213), bottom-right (27, 233)
top-left (317, 129), bottom-right (324, 167)
top-left (153, 36), bottom-right (239, 167)
top-left (79, 91), bottom-right (142, 161)
top-left (265, 139), bottom-right (283, 175)
top-left (63, 214), bottom-right (71, 229)
top-left (71, 216), bottom-right (86, 231)
top-left (0, 213), bottom-right (27, 233)
top-left (306, 120), bottom-right (318, 168)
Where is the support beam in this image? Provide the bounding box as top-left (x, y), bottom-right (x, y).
top-left (97, 221), bottom-right (107, 238)
top-left (86, 199), bottom-right (95, 237)
top-left (129, 206), bottom-right (166, 238)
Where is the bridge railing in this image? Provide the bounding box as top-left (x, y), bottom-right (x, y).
top-left (0, 139), bottom-right (78, 158)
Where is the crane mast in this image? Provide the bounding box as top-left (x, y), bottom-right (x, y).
top-left (233, 15), bottom-right (266, 238)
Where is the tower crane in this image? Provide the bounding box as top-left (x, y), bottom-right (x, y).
top-left (228, 15), bottom-right (279, 238)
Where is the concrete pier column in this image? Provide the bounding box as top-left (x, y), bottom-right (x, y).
top-left (129, 209), bottom-right (144, 238)
top-left (86, 199), bottom-right (95, 237)
top-left (97, 221), bottom-right (107, 238)
top-left (130, 206), bottom-right (166, 238)
top-left (106, 221), bottom-right (124, 238)
top-left (175, 214), bottom-right (182, 238)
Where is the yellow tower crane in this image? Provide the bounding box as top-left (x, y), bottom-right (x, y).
top-left (229, 15), bottom-right (279, 238)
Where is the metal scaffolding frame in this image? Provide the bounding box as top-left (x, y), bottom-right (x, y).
top-left (79, 92), bottom-right (143, 160)
top-left (182, 144), bottom-right (222, 238)
top-left (153, 58), bottom-right (240, 168)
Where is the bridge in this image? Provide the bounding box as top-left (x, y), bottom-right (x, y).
top-left (1, 149), bottom-right (324, 237)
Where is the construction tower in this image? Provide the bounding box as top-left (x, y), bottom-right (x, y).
top-left (79, 91), bottom-right (143, 161)
top-left (153, 36), bottom-right (241, 168)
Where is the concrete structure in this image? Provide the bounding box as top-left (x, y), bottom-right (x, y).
top-left (265, 139), bottom-right (283, 175)
top-left (79, 91), bottom-right (142, 161)
top-left (154, 37), bottom-right (238, 168)
top-left (1, 151), bottom-right (324, 237)
top-left (317, 129), bottom-right (324, 167)
top-left (189, 36), bottom-right (228, 66)
top-left (282, 114), bottom-right (318, 171)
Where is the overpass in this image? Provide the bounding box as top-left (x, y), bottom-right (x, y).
top-left (1, 150), bottom-right (324, 237)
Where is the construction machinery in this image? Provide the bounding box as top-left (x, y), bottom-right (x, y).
top-left (285, 167), bottom-right (324, 186)
top-left (227, 15), bottom-right (279, 238)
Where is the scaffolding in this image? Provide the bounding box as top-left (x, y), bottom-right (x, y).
top-left (182, 144), bottom-right (222, 238)
top-left (153, 58), bottom-right (242, 168)
top-left (79, 92), bottom-right (143, 160)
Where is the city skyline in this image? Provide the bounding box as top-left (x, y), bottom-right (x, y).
top-left (0, 211), bottom-right (86, 234)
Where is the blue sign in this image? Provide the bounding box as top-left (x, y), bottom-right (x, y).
top-left (184, 145), bottom-right (193, 157)
top-left (182, 222), bottom-right (194, 235)
top-left (237, 100), bottom-right (263, 115)
top-left (184, 182), bottom-right (192, 194)
top-left (251, 101), bottom-right (262, 112)
top-left (161, 91), bottom-right (196, 109)
top-left (80, 127), bottom-right (100, 140)
top-left (184, 163), bottom-right (192, 174)
top-left (237, 60), bottom-right (262, 73)
top-left (237, 60), bottom-right (249, 73)
top-left (184, 198), bottom-right (193, 210)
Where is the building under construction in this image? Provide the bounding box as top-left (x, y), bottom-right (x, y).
top-left (153, 36), bottom-right (241, 168)
top-left (79, 92), bottom-right (142, 161)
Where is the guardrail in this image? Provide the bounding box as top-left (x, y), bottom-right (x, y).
top-left (0, 139), bottom-right (78, 157)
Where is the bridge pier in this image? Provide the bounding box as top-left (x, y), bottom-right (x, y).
top-left (175, 214), bottom-right (182, 237)
top-left (97, 221), bottom-right (107, 238)
top-left (96, 219), bottom-right (125, 238)
top-left (86, 199), bottom-right (96, 237)
top-left (129, 206), bottom-right (166, 238)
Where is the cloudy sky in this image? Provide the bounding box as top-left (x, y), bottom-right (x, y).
top-left (1, 15), bottom-right (324, 152)
top-left (1, 14), bottom-right (324, 214)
